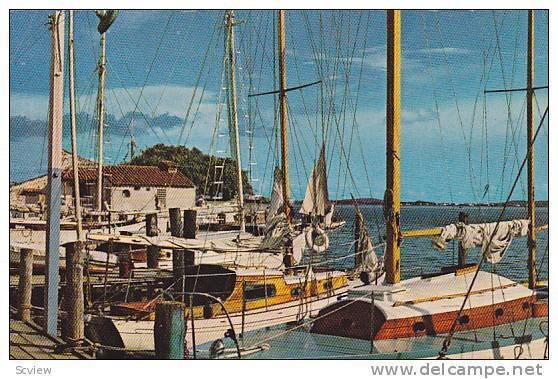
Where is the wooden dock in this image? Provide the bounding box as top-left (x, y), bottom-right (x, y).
top-left (10, 309), bottom-right (89, 360)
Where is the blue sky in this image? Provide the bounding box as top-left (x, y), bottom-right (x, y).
top-left (9, 10), bottom-right (549, 202)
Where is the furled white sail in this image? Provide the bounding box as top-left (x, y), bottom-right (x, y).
top-left (433, 219), bottom-right (530, 264)
top-left (300, 145), bottom-right (330, 217)
top-left (355, 209), bottom-right (378, 270)
top-left (267, 166), bottom-right (284, 223)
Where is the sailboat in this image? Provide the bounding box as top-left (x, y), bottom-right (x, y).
top-left (307, 10), bottom-right (548, 359)
top-left (299, 145), bottom-right (346, 231)
top-left (84, 10), bottom-right (365, 356)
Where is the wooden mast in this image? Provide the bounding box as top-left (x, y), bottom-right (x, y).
top-left (226, 10), bottom-right (246, 233)
top-left (385, 10), bottom-right (402, 285)
top-left (44, 10), bottom-right (65, 336)
top-left (277, 10), bottom-right (290, 226)
top-left (277, 10), bottom-right (295, 267)
top-left (527, 10), bottom-right (537, 289)
top-left (68, 10), bottom-right (83, 241)
top-left (95, 31), bottom-right (107, 212)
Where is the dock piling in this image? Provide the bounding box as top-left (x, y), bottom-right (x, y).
top-left (154, 301), bottom-right (186, 359)
top-left (183, 209), bottom-right (197, 239)
top-left (18, 248), bottom-right (34, 322)
top-left (65, 241), bottom-right (84, 344)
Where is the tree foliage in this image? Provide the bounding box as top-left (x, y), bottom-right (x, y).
top-left (130, 144), bottom-right (253, 201)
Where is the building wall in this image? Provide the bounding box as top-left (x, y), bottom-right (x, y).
top-left (109, 186), bottom-right (195, 212)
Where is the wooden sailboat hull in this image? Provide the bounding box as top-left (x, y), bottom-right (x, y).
top-left (311, 270), bottom-right (544, 342)
top-left (90, 289), bottom-right (348, 352)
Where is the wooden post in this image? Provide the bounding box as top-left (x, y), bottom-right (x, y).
top-left (526, 10), bottom-right (537, 290)
top-left (183, 209), bottom-right (197, 239)
top-left (18, 248), bottom-right (34, 322)
top-left (457, 212), bottom-right (469, 268)
top-left (170, 208), bottom-right (184, 301)
top-left (154, 301), bottom-right (185, 359)
top-left (44, 10), bottom-right (65, 337)
top-left (146, 213), bottom-right (158, 236)
top-left (384, 10), bottom-right (402, 285)
top-left (64, 241), bottom-right (84, 344)
top-left (169, 208), bottom-right (182, 237)
top-left (146, 213), bottom-right (159, 269)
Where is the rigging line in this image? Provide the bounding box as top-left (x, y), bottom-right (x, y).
top-left (105, 62), bottom-right (167, 144)
top-left (420, 13), bottom-right (455, 203)
top-left (433, 14), bottom-right (480, 202)
top-left (330, 13), bottom-right (362, 196)
top-left (177, 15), bottom-right (221, 146)
top-left (491, 10), bottom-right (525, 204)
top-left (346, 11), bottom-right (383, 237)
top-left (149, 14), bottom-right (198, 120)
top-left (335, 12), bottom-right (365, 200)
top-left (439, 105), bottom-right (548, 357)
top-left (288, 34), bottom-right (320, 150)
top-left (119, 13), bottom-right (175, 145)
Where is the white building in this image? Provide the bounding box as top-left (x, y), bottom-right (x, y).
top-left (62, 161), bottom-right (196, 213)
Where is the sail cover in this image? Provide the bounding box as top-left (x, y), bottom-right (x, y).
top-left (300, 145), bottom-right (330, 216)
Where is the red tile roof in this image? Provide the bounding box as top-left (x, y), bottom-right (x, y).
top-left (62, 165), bottom-right (195, 188)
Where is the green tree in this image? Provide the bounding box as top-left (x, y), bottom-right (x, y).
top-left (130, 144), bottom-right (253, 201)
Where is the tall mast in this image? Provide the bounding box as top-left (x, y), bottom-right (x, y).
top-left (277, 10), bottom-right (290, 226)
top-left (527, 10), bottom-right (537, 289)
top-left (68, 10), bottom-right (83, 241)
top-left (95, 31), bottom-right (106, 212)
top-left (385, 10), bottom-right (402, 285)
top-left (225, 10), bottom-right (245, 233)
top-left (44, 10), bottom-right (65, 336)
top-left (130, 114), bottom-right (136, 160)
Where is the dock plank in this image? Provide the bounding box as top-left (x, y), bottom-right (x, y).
top-left (10, 313), bottom-right (88, 360)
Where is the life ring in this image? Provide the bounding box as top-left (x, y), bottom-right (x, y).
top-left (305, 226), bottom-right (329, 253)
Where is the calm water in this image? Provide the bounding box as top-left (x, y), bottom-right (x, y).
top-left (313, 205), bottom-right (549, 283)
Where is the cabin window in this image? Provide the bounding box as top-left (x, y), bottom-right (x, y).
top-left (522, 301), bottom-right (531, 310)
top-left (291, 287), bottom-right (302, 297)
top-left (134, 186), bottom-right (141, 191)
top-left (412, 322), bottom-right (426, 333)
top-left (495, 308), bottom-right (504, 318)
top-left (244, 283), bottom-right (276, 301)
top-left (146, 187), bottom-right (151, 191)
top-left (458, 315), bottom-right (470, 325)
top-left (122, 189), bottom-right (131, 198)
top-left (323, 280), bottom-right (333, 290)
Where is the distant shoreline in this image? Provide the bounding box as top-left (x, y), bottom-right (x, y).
top-left (332, 198), bottom-right (549, 208)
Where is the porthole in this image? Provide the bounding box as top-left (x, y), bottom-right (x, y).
top-left (123, 189), bottom-right (131, 198)
top-left (291, 287), bottom-right (302, 297)
top-left (495, 308), bottom-right (504, 318)
top-left (458, 315), bottom-right (470, 325)
top-left (133, 186), bottom-right (141, 191)
top-left (412, 321), bottom-right (426, 333)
